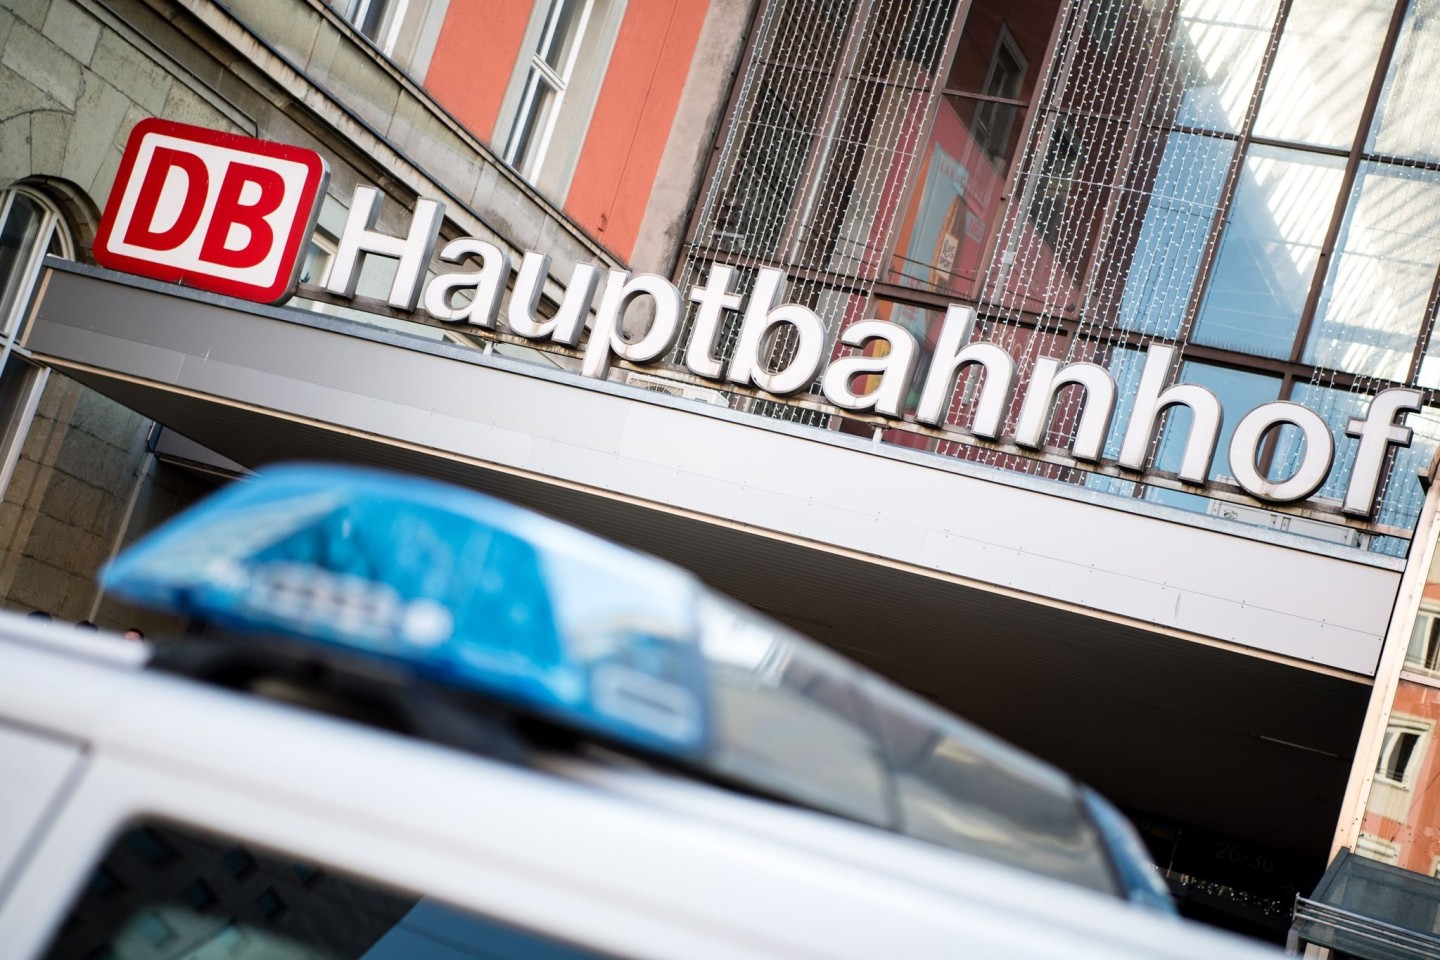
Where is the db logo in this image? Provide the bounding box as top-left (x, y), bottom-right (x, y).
top-left (95, 119), bottom-right (329, 304)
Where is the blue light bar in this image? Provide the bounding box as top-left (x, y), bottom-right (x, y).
top-left (105, 464), bottom-right (1172, 911)
top-left (102, 464), bottom-right (711, 759)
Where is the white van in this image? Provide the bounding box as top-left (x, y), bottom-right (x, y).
top-left (0, 466), bottom-right (1286, 959)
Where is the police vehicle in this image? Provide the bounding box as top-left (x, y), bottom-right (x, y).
top-left (0, 465), bottom-right (1280, 959)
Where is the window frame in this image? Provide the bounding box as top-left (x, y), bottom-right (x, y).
top-left (503, 0), bottom-right (597, 184)
top-left (1375, 715), bottom-right (1432, 789)
top-left (333, 0), bottom-right (410, 55)
top-left (0, 185), bottom-right (72, 500)
top-left (672, 0), bottom-right (1440, 547)
top-left (0, 187), bottom-right (74, 339)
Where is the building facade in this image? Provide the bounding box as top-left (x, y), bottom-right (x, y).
top-left (4, 0), bottom-right (1440, 949)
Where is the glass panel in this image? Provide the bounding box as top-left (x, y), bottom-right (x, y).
top-left (884, 0), bottom-right (1061, 296)
top-left (508, 75), bottom-right (558, 176)
top-left (1285, 383), bottom-right (1439, 540)
top-left (701, 598), bottom-right (892, 826)
top-left (863, 677), bottom-right (1118, 896)
top-left (40, 820), bottom-right (616, 959)
top-left (1192, 146), bottom-right (1345, 357)
top-left (1141, 363), bottom-right (1281, 512)
top-left (1306, 163), bottom-right (1440, 381)
top-left (785, 0), bottom-right (962, 275)
top-left (1251, 0), bottom-right (1391, 148)
top-left (356, 0), bottom-right (389, 41)
top-left (539, 0), bottom-right (587, 77)
top-left (0, 192), bottom-right (45, 336)
top-left (1407, 613), bottom-right (1440, 676)
top-left (1114, 132), bottom-right (1234, 337)
top-left (1369, 0), bottom-right (1440, 163)
top-left (946, 0), bottom-right (1060, 171)
top-left (1163, 0), bottom-right (1278, 134)
top-left (1273, 383), bottom-right (1362, 508)
top-left (0, 355), bottom-right (43, 488)
top-left (887, 105), bottom-right (998, 297)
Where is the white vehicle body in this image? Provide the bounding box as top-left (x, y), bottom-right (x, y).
top-left (0, 618), bottom-right (1281, 959)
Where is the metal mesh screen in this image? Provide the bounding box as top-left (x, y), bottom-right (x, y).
top-left (674, 0), bottom-right (960, 419)
top-left (666, 0), bottom-right (1439, 549)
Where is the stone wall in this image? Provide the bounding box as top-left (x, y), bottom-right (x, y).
top-left (0, 0), bottom-right (629, 628)
top-left (0, 373), bottom-right (148, 621)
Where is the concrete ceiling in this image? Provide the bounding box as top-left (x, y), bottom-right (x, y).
top-left (58, 364), bottom-right (1373, 869)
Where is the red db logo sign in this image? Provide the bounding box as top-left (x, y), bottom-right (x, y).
top-left (95, 119), bottom-right (328, 304)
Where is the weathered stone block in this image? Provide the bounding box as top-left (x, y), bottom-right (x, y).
top-left (319, 39), bottom-right (401, 136)
top-left (5, 456), bottom-right (38, 507)
top-left (0, 501), bottom-right (22, 543)
top-left (223, 0), bottom-right (322, 68)
top-left (403, 107), bottom-right (482, 207)
top-left (89, 30), bottom-right (170, 116)
top-left (41, 1), bottom-right (98, 65)
top-left (28, 107), bottom-right (68, 176)
top-left (6, 0), bottom-right (48, 31)
top-left (7, 555), bottom-right (69, 615)
top-left (0, 9), bottom-right (15, 58)
top-left (61, 73), bottom-right (128, 194)
top-left (24, 510), bottom-right (108, 575)
top-left (36, 470), bottom-right (109, 535)
top-left (2, 20), bottom-right (80, 110)
top-left (0, 113), bottom-right (29, 185)
top-left (161, 81), bottom-right (229, 131)
top-left (52, 429), bottom-right (110, 488)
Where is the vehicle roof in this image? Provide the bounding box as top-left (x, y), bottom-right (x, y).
top-left (0, 619), bottom-right (1280, 959)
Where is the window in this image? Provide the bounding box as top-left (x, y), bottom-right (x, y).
top-left (505, 0), bottom-right (595, 183)
top-left (331, 0), bottom-right (408, 54)
top-left (1407, 609), bottom-right (1440, 675)
top-left (0, 186), bottom-right (72, 337)
top-left (972, 27), bottom-right (1028, 170)
top-left (676, 0), bottom-right (1440, 551)
top-left (40, 819), bottom-right (618, 959)
top-left (1356, 832), bottom-right (1401, 864)
top-left (1376, 718), bottom-right (1431, 789)
top-left (0, 186), bottom-right (72, 499)
top-left (883, 0), bottom-right (1062, 298)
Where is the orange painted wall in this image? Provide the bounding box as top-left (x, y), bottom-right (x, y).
top-left (564, 0), bottom-right (709, 259)
top-left (425, 2), bottom-right (533, 142)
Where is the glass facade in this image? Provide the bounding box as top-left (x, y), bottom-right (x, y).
top-left (677, 0), bottom-right (1440, 555)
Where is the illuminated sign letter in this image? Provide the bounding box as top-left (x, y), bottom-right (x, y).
top-left (1118, 345), bottom-right (1221, 484)
top-left (1343, 388), bottom-right (1424, 517)
top-left (685, 264), bottom-right (744, 379)
top-left (325, 185), bottom-right (443, 311)
top-left (1014, 359), bottom-right (1116, 462)
top-left (820, 320), bottom-right (919, 419)
top-left (915, 305), bottom-right (1013, 439)
top-left (507, 251), bottom-right (601, 345)
top-left (423, 239), bottom-right (511, 327)
top-left (726, 268), bottom-right (825, 396)
top-left (1228, 402), bottom-right (1334, 503)
top-left (582, 271), bottom-right (683, 379)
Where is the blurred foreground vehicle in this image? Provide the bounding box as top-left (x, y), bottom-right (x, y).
top-left (0, 465), bottom-right (1278, 959)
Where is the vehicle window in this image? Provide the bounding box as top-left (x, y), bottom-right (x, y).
top-left (697, 597), bottom-right (1121, 897)
top-left (862, 678), bottom-right (1119, 897)
top-left (699, 598), bottom-right (893, 827)
top-left (39, 820), bottom-right (616, 960)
